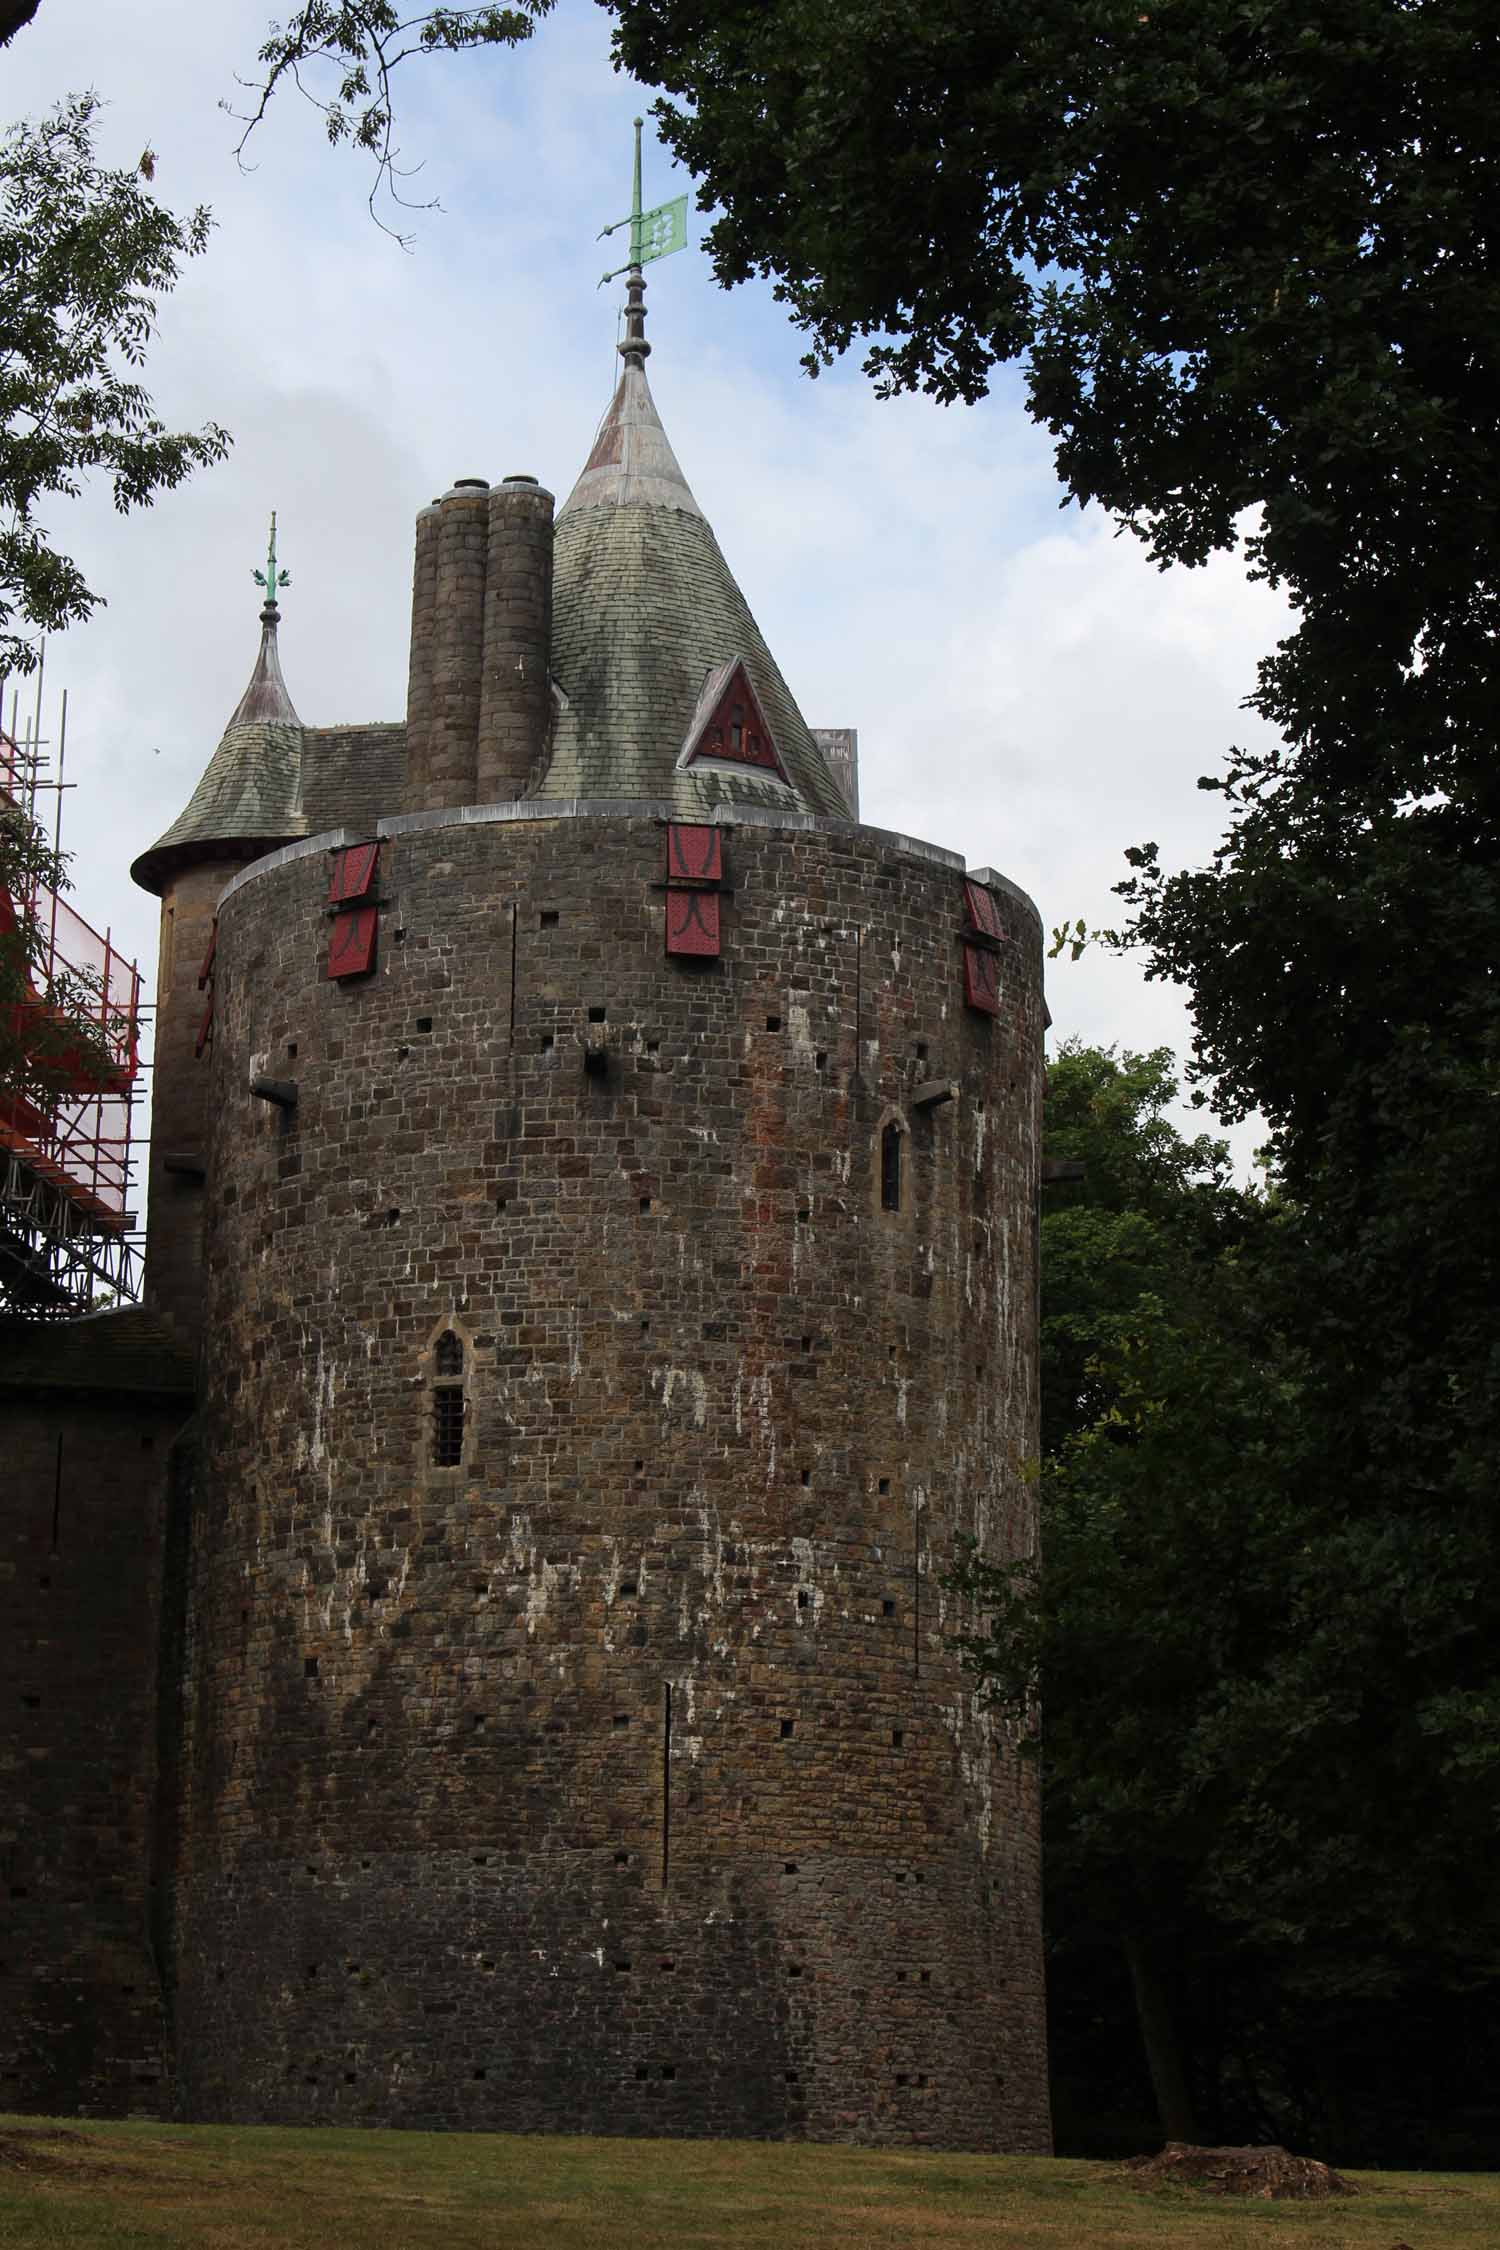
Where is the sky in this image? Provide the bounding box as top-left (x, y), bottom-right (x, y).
top-left (6, 0), bottom-right (1288, 1198)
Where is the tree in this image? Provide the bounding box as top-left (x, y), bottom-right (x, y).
top-left (229, 4), bottom-right (553, 230)
top-left (0, 94), bottom-right (229, 681)
top-left (0, 2), bottom-right (40, 50)
top-left (957, 1045), bottom-right (1500, 2165)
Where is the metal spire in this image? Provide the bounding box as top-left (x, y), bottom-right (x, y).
top-left (597, 117), bottom-right (688, 365)
top-left (252, 510), bottom-right (291, 620)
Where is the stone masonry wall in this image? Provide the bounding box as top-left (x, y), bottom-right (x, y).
top-left (143, 855), bottom-right (255, 1335)
top-left (174, 807), bottom-right (1048, 2149)
top-left (0, 1388), bottom-right (186, 2115)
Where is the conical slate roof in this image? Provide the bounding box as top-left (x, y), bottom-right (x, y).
top-left (131, 606), bottom-right (308, 895)
top-left (536, 283), bottom-right (848, 820)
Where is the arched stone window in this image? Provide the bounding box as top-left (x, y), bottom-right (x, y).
top-left (432, 1329), bottom-right (466, 1467)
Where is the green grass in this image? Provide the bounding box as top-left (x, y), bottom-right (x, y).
top-left (1, 2117), bottom-right (1495, 2249)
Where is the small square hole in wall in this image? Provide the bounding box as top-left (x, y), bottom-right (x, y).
top-left (797, 1591), bottom-right (810, 1610)
top-left (919, 1969), bottom-right (931, 1984)
top-left (634, 2064), bottom-right (649, 2081)
top-left (891, 1728), bottom-right (905, 1748)
top-left (647, 1038), bottom-right (660, 1053)
top-left (779, 1717), bottom-right (794, 1740)
top-left (796, 1208), bottom-right (810, 1224)
top-left (878, 1477), bottom-right (891, 1496)
top-left (800, 1468), bottom-right (811, 1487)
top-left (888, 1342), bottom-right (898, 1358)
top-left (785, 2069), bottom-right (800, 2084)
top-left (916, 1041), bottom-right (929, 1061)
top-left (588, 1005), bottom-right (607, 1022)
top-left (541, 1034), bottom-right (555, 1052)
top-left (305, 1656), bottom-right (319, 1678)
top-left (800, 1335), bottom-right (812, 1352)
top-left (896, 2072), bottom-right (910, 2087)
top-left (613, 1713), bottom-right (631, 1730)
top-left (639, 1316), bottom-right (651, 1333)
top-left (883, 1599), bottom-right (896, 1617)
top-left (417, 1017), bottom-right (433, 1033)
top-left (620, 1580), bottom-right (638, 1597)
top-left (473, 2068), bottom-right (487, 2081)
top-left (495, 1195), bottom-right (508, 1212)
top-left (615, 1959), bottom-right (633, 1973)
top-left (633, 1458), bottom-right (644, 1472)
top-left (366, 1716), bottom-right (379, 1734)
top-left (470, 1714), bottom-right (486, 1732)
top-left (788, 1964), bottom-right (803, 1979)
top-left (766, 1014), bottom-right (782, 1031)
top-left (784, 1861), bottom-right (798, 1874)
top-left (540, 910), bottom-right (559, 928)
top-left (287, 1041), bottom-right (298, 1059)
top-left (38, 1574), bottom-right (50, 1590)
top-left (917, 2073), bottom-right (929, 2088)
top-left (896, 1969), bottom-right (907, 1984)
top-left (639, 1196), bottom-right (652, 1214)
top-left (815, 1051), bottom-right (827, 1072)
top-left (344, 2071), bottom-right (357, 2084)
top-left (661, 2064), bottom-right (676, 2081)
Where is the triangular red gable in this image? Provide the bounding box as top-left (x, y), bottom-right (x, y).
top-left (679, 658), bottom-right (789, 784)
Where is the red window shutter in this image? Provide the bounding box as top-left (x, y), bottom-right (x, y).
top-left (328, 842), bottom-right (379, 904)
top-left (963, 879), bottom-right (1003, 942)
top-left (197, 920), bottom-right (217, 989)
top-left (328, 904), bottom-right (378, 980)
top-left (194, 994), bottom-right (215, 1057)
top-left (665, 823), bottom-right (724, 887)
top-left (962, 943), bottom-right (1001, 1016)
top-left (666, 888), bottom-right (721, 958)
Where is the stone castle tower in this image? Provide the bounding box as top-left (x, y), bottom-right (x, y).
top-left (2, 273), bottom-right (1049, 2148)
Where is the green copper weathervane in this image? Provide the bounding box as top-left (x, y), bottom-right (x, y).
top-left (252, 512), bottom-right (291, 610)
top-left (599, 117), bottom-right (687, 284)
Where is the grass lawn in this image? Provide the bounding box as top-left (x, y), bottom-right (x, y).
top-left (1, 2117), bottom-right (1496, 2249)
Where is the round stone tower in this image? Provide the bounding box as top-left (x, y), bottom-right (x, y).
top-left (155, 277), bottom-right (1049, 2149)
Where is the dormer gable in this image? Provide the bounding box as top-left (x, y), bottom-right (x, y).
top-left (676, 656), bottom-right (791, 787)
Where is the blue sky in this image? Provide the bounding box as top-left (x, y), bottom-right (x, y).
top-left (6, 0), bottom-right (1286, 1176)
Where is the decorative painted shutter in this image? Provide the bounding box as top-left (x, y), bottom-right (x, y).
top-left (960, 879), bottom-right (1003, 1017)
top-left (328, 903), bottom-right (379, 980)
top-left (664, 824), bottom-right (725, 959)
top-left (327, 842), bottom-right (381, 979)
top-left (328, 842), bottom-right (380, 904)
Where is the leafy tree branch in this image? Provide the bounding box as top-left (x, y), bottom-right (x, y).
top-left (0, 94), bottom-right (229, 681)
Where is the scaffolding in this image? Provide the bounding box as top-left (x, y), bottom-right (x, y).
top-left (0, 660), bottom-right (143, 1315)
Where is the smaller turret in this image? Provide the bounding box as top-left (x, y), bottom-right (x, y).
top-left (132, 519), bottom-right (307, 1331)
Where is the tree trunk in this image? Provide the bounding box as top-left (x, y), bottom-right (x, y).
top-left (1124, 1934), bottom-right (1200, 2144)
top-left (0, 1), bottom-right (41, 48)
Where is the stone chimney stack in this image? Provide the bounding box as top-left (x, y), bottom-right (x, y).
top-left (477, 475), bottom-right (554, 802)
top-left (406, 472), bottom-right (555, 811)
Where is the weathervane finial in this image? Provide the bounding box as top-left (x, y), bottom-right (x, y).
top-left (252, 511), bottom-right (291, 616)
top-left (597, 115), bottom-right (688, 326)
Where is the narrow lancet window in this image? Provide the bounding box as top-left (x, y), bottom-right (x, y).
top-left (881, 1120), bottom-right (903, 1213)
top-left (432, 1329), bottom-right (466, 1466)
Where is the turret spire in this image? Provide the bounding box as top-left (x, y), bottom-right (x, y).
top-left (252, 510), bottom-right (291, 623)
top-left (231, 510), bottom-right (302, 728)
top-left (598, 116), bottom-right (688, 367)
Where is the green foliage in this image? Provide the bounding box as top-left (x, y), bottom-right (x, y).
top-left (0, 94), bottom-right (228, 680)
top-left (234, 4), bottom-right (554, 229)
top-left (955, 1045), bottom-right (1500, 2158)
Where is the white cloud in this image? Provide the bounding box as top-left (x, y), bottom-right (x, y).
top-left (4, 0), bottom-right (1285, 1187)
